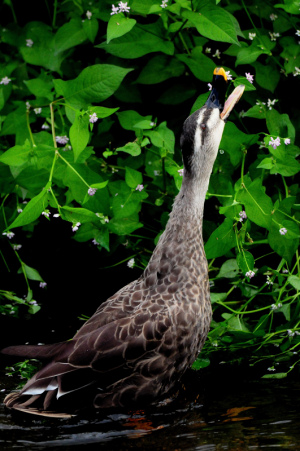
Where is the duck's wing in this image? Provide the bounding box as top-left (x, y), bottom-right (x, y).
top-left (3, 304), bottom-right (174, 415)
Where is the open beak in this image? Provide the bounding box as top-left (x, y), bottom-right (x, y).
top-left (220, 84), bottom-right (245, 121)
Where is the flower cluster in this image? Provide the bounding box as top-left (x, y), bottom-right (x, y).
top-left (26, 39), bottom-right (34, 47)
top-left (267, 99), bottom-right (278, 110)
top-left (0, 76), bottom-right (11, 85)
top-left (245, 270), bottom-right (255, 279)
top-left (88, 187), bottom-right (97, 196)
top-left (245, 72), bottom-right (254, 84)
top-left (86, 11), bottom-right (92, 19)
top-left (127, 258), bottom-right (135, 268)
top-left (39, 282), bottom-right (47, 288)
top-left (249, 32), bottom-right (256, 40)
top-left (89, 113), bottom-right (98, 123)
top-left (2, 231), bottom-right (15, 239)
top-left (269, 136), bottom-right (281, 149)
top-left (271, 303), bottom-right (282, 310)
top-left (34, 107), bottom-right (42, 114)
top-left (161, 0), bottom-right (168, 7)
top-left (178, 169), bottom-right (184, 176)
top-left (111, 1), bottom-right (130, 14)
top-left (279, 227), bottom-right (287, 235)
top-left (56, 136), bottom-right (69, 145)
top-left (239, 211), bottom-right (247, 222)
top-left (72, 222), bottom-right (81, 232)
top-left (136, 184), bottom-right (144, 191)
top-left (269, 32), bottom-right (280, 41)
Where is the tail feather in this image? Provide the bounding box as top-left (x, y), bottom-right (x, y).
top-left (1, 342), bottom-right (69, 360)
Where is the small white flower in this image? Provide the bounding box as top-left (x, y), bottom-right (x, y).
top-left (17, 208), bottom-right (23, 213)
top-left (295, 30), bottom-right (300, 37)
top-left (111, 4), bottom-right (119, 14)
top-left (271, 304), bottom-right (277, 310)
top-left (89, 112), bottom-right (98, 123)
top-left (213, 49), bottom-right (221, 59)
top-left (269, 32), bottom-right (280, 41)
top-left (53, 213), bottom-right (60, 218)
top-left (205, 47), bottom-right (211, 53)
top-left (88, 187), bottom-right (97, 196)
top-left (72, 222), bottom-right (81, 232)
top-left (39, 282), bottom-right (47, 288)
top-left (267, 367), bottom-right (276, 371)
top-left (160, 0), bottom-right (168, 7)
top-left (0, 76), bottom-right (11, 85)
top-left (279, 227), bottom-right (287, 235)
top-left (287, 329), bottom-right (295, 337)
top-left (293, 67), bottom-right (300, 77)
top-left (2, 231), bottom-right (15, 239)
top-left (282, 269), bottom-right (289, 274)
top-left (284, 138), bottom-right (291, 145)
top-left (26, 101), bottom-right (31, 110)
top-left (150, 121), bottom-right (156, 126)
top-left (127, 258), bottom-right (135, 268)
top-left (270, 14), bottom-right (278, 21)
top-left (56, 135), bottom-right (69, 145)
top-left (267, 99), bottom-right (278, 110)
top-left (266, 276), bottom-right (273, 285)
top-left (136, 184), bottom-right (144, 191)
top-left (26, 39), bottom-right (34, 47)
top-left (154, 170), bottom-right (160, 176)
top-left (42, 210), bottom-right (50, 218)
top-left (269, 136), bottom-right (281, 149)
top-left (92, 239), bottom-right (100, 245)
top-left (245, 270), bottom-right (255, 279)
top-left (86, 10), bottom-right (92, 19)
top-left (245, 72), bottom-right (254, 84)
top-left (34, 107), bottom-right (42, 114)
top-left (63, 145), bottom-right (72, 151)
top-left (239, 210), bottom-right (247, 221)
top-left (249, 32), bottom-right (256, 40)
top-left (118, 1), bottom-right (130, 12)
top-left (13, 244), bottom-right (22, 250)
top-left (41, 123), bottom-right (50, 130)
top-left (178, 168), bottom-right (184, 176)
top-left (208, 83), bottom-right (212, 91)
top-left (225, 71), bottom-right (233, 81)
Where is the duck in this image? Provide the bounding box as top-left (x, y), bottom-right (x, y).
top-left (1, 68), bottom-right (244, 418)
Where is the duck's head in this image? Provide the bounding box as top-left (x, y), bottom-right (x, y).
top-left (180, 68), bottom-right (245, 177)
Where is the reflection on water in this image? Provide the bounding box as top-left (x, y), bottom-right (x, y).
top-left (1, 368), bottom-right (300, 450)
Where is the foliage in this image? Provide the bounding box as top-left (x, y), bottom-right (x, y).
top-left (0, 0), bottom-right (299, 379)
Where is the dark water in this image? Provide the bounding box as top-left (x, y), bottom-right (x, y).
top-left (1, 367), bottom-right (300, 451)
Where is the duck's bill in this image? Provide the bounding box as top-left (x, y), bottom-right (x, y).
top-left (220, 84), bottom-right (245, 121)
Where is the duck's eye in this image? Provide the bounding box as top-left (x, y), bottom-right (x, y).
top-left (200, 123), bottom-right (206, 130)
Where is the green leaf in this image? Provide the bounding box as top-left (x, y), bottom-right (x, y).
top-left (144, 122), bottom-right (175, 153)
top-left (89, 106), bottom-right (119, 119)
top-left (220, 122), bottom-right (258, 166)
top-left (116, 142), bottom-right (141, 156)
top-left (82, 17), bottom-right (99, 43)
top-left (182, 7), bottom-right (240, 45)
top-left (205, 218), bottom-right (235, 259)
top-left (222, 313), bottom-right (250, 332)
top-left (70, 114), bottom-right (90, 162)
top-left (108, 214), bottom-right (143, 235)
top-left (262, 372), bottom-right (287, 379)
top-left (24, 74), bottom-right (54, 101)
top-left (237, 179), bottom-right (273, 230)
top-left (107, 13), bottom-right (136, 43)
top-left (125, 166), bottom-right (143, 188)
top-left (54, 18), bottom-right (87, 53)
top-left (53, 65), bottom-right (133, 111)
top-left (61, 206), bottom-right (98, 224)
top-left (96, 22), bottom-right (174, 58)
top-left (235, 44), bottom-right (269, 66)
top-left (18, 264), bottom-right (43, 282)
top-left (236, 251), bottom-right (255, 275)
top-left (136, 55), bottom-right (185, 84)
top-left (177, 47), bottom-right (216, 82)
top-left (216, 259), bottom-right (240, 279)
top-left (268, 221), bottom-right (299, 265)
top-left (266, 109), bottom-right (295, 142)
top-left (243, 105), bottom-right (266, 120)
top-left (191, 357), bottom-right (210, 370)
top-left (252, 61), bottom-right (280, 93)
top-left (271, 156), bottom-right (300, 177)
top-left (117, 110), bottom-right (153, 130)
top-left (0, 141), bottom-right (32, 166)
top-left (7, 182), bottom-right (51, 229)
top-left (210, 292), bottom-right (227, 303)
top-left (288, 275), bottom-right (300, 290)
